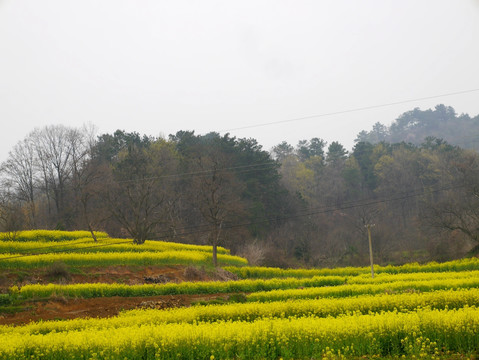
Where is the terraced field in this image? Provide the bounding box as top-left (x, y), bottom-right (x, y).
top-left (0, 230), bottom-right (478, 359)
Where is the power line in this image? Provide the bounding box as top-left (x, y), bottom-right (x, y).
top-left (223, 88), bottom-right (479, 132)
top-left (117, 161), bottom-right (279, 183)
top-left (1, 146), bottom-right (473, 258)
top-left (0, 181), bottom-right (465, 261)
top-left (174, 182), bottom-right (466, 235)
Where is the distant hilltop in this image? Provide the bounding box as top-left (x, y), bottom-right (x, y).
top-left (355, 104), bottom-right (479, 149)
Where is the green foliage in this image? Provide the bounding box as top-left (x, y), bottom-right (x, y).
top-left (247, 276), bottom-right (479, 302)
top-left (296, 137), bottom-right (326, 161)
top-left (227, 293), bottom-right (247, 303)
top-left (356, 104), bottom-right (478, 150)
top-left (45, 262), bottom-right (71, 281)
top-left (3, 104), bottom-right (479, 268)
top-left (225, 257), bottom-right (479, 279)
top-left (14, 275), bottom-right (345, 300)
top-left (2, 256), bottom-right (479, 359)
top-left (326, 141), bottom-right (348, 164)
top-left (0, 251), bottom-right (247, 270)
top-left (0, 237), bottom-right (230, 255)
top-left (0, 294), bottom-right (11, 306)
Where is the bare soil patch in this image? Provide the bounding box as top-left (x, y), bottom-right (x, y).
top-left (0, 293), bottom-right (227, 325)
top-left (0, 265), bottom-right (239, 326)
top-left (1, 264), bottom-right (237, 289)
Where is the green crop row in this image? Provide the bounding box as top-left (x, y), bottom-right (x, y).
top-left (225, 257), bottom-right (479, 279)
top-left (247, 276), bottom-right (479, 302)
top-left (1, 306), bottom-right (478, 359)
top-left (0, 230), bottom-right (109, 242)
top-left (2, 288), bottom-right (477, 336)
top-left (10, 275), bottom-right (345, 300)
top-left (346, 270), bottom-right (479, 284)
top-left (0, 251), bottom-right (246, 269)
top-left (0, 237), bottom-right (229, 255)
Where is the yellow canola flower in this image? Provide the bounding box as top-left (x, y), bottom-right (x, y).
top-left (1, 288), bottom-right (478, 336)
top-left (0, 230), bottom-right (108, 242)
top-left (13, 275), bottom-right (344, 300)
top-left (0, 306), bottom-right (478, 359)
top-left (346, 270), bottom-right (479, 284)
top-left (0, 250), bottom-right (246, 269)
top-left (226, 257), bottom-right (479, 279)
top-left (247, 276), bottom-right (479, 301)
top-left (0, 237), bottom-right (230, 255)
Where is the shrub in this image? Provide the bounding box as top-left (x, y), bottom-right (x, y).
top-left (45, 262), bottom-right (71, 281)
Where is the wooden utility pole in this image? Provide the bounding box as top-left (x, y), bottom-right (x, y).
top-left (365, 224), bottom-right (375, 278)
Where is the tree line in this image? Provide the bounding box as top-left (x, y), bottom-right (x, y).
top-left (1, 105), bottom-right (479, 267)
top-left (356, 104), bottom-right (479, 149)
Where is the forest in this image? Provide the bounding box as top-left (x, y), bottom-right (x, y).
top-left (1, 104), bottom-right (479, 267)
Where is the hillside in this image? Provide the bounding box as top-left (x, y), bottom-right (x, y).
top-left (0, 265), bottom-right (237, 325)
top-left (3, 121), bottom-right (479, 269)
top-left (355, 104), bottom-right (479, 149)
top-left (1, 230), bottom-right (479, 359)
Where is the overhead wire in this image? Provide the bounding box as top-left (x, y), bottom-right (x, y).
top-left (1, 140), bottom-right (472, 259)
top-left (0, 180), bottom-right (466, 261)
top-left (2, 88), bottom-right (478, 259)
top-left (222, 88), bottom-right (479, 132)
top-left (108, 87), bottom-right (479, 185)
top-left (164, 182), bottom-right (467, 238)
top-left (117, 161), bottom-right (280, 183)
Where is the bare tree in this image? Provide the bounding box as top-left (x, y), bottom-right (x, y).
top-left (102, 139), bottom-right (179, 244)
top-left (1, 137), bottom-right (38, 227)
top-left (189, 152), bottom-right (247, 266)
top-left (69, 125), bottom-right (104, 240)
top-left (422, 150), bottom-right (479, 255)
top-left (32, 125), bottom-right (77, 225)
top-left (0, 185), bottom-right (25, 238)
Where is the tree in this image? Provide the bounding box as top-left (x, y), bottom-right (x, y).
top-left (68, 125), bottom-right (105, 240)
top-left (357, 104), bottom-right (479, 149)
top-left (326, 141), bottom-right (348, 165)
top-left (278, 155), bottom-right (315, 204)
top-left (171, 131), bottom-right (287, 252)
top-left (94, 130), bottom-right (153, 163)
top-left (271, 141), bottom-right (294, 161)
top-left (190, 151), bottom-right (247, 266)
top-left (1, 137), bottom-right (38, 227)
top-left (175, 133), bottom-right (249, 265)
top-left (32, 125), bottom-right (78, 227)
top-left (351, 142), bottom-right (377, 192)
top-left (0, 185), bottom-right (25, 238)
top-left (233, 137), bottom-right (285, 237)
top-left (296, 138), bottom-right (326, 162)
top-left (373, 145), bottom-right (426, 227)
top-left (0, 125), bottom-right (95, 229)
top-left (101, 138), bottom-right (179, 244)
top-left (423, 150), bottom-right (479, 255)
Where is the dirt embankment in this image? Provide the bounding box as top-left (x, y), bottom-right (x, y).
top-left (0, 265), bottom-right (238, 326)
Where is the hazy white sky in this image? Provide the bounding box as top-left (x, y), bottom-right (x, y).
top-left (1, 0), bottom-right (479, 162)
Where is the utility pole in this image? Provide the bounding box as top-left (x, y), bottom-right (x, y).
top-left (365, 224), bottom-right (375, 278)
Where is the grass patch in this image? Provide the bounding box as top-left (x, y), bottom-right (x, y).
top-left (227, 293), bottom-right (247, 303)
top-left (13, 271), bottom-right (30, 284)
top-left (0, 294), bottom-right (11, 306)
top-left (45, 262), bottom-right (71, 282)
top-left (191, 297), bottom-right (227, 306)
top-left (0, 304), bottom-right (27, 315)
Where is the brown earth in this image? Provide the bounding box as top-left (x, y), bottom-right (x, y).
top-left (0, 265), bottom-right (238, 326)
top-left (0, 264), bottom-right (236, 288)
top-left (0, 293), bottom-right (229, 325)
